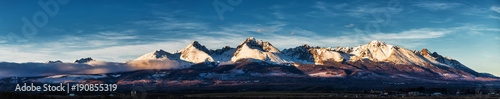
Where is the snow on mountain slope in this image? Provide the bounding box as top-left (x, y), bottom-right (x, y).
top-left (336, 40), bottom-right (394, 61)
top-left (284, 40), bottom-right (434, 65)
top-left (310, 48), bottom-right (348, 65)
top-left (127, 38), bottom-right (495, 80)
top-left (134, 49), bottom-right (180, 61)
top-left (420, 50), bottom-right (483, 76)
top-left (130, 49), bottom-right (191, 69)
top-left (231, 37), bottom-right (291, 63)
top-left (282, 44), bottom-right (315, 64)
top-left (331, 40), bottom-right (442, 66)
top-left (384, 47), bottom-right (438, 66)
top-left (178, 41), bottom-right (215, 63)
top-left (135, 41), bottom-right (235, 64)
top-left (209, 46), bottom-right (236, 62)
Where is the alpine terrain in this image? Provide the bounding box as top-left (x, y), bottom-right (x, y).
top-left (1, 37), bottom-right (498, 95)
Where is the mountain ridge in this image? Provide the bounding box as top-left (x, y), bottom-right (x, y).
top-left (128, 37), bottom-right (496, 80)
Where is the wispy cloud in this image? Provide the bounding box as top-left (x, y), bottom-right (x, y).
top-left (272, 12), bottom-right (286, 19)
top-left (133, 17), bottom-right (207, 30)
top-left (491, 6), bottom-right (500, 13)
top-left (370, 28), bottom-right (451, 39)
top-left (0, 36), bottom-right (7, 44)
top-left (95, 30), bottom-right (138, 40)
top-left (489, 15), bottom-right (500, 20)
top-left (309, 1), bottom-right (347, 16)
top-left (310, 1), bottom-right (392, 18)
top-left (414, 2), bottom-right (462, 10)
top-left (345, 4), bottom-right (389, 17)
top-left (3, 19), bottom-right (497, 63)
top-left (489, 6), bottom-right (500, 20)
top-left (344, 24), bottom-right (355, 28)
top-left (269, 5), bottom-right (288, 19)
top-left (313, 2), bottom-right (348, 11)
top-left (430, 18), bottom-right (453, 23)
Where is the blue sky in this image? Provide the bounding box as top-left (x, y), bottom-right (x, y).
top-left (0, 0), bottom-right (499, 76)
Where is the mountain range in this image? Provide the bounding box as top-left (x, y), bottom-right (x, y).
top-left (1, 37), bottom-right (498, 93)
top-left (121, 37), bottom-right (496, 81)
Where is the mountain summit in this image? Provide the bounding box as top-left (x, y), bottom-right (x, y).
top-left (134, 49), bottom-right (179, 61)
top-left (179, 41), bottom-right (214, 63)
top-left (231, 37), bottom-right (290, 63)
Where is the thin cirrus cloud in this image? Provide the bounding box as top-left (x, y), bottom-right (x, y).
top-left (1, 17), bottom-right (497, 63)
top-left (413, 2), bottom-right (462, 10)
top-left (272, 12), bottom-right (286, 19)
top-left (308, 2), bottom-right (346, 17)
top-left (4, 21), bottom-right (492, 63)
top-left (491, 6), bottom-right (500, 13)
top-left (490, 6), bottom-right (500, 20)
top-left (309, 1), bottom-right (396, 19)
top-left (133, 17), bottom-right (207, 30)
top-left (369, 28), bottom-right (451, 39)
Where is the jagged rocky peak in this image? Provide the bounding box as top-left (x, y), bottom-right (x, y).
top-left (283, 44), bottom-right (312, 53)
top-left (298, 44), bottom-right (311, 49)
top-left (231, 37), bottom-right (289, 63)
top-left (210, 46), bottom-right (234, 55)
top-left (222, 45), bottom-right (232, 49)
top-left (134, 49), bottom-right (177, 61)
top-left (236, 37), bottom-right (279, 52)
top-left (282, 44), bottom-right (315, 63)
top-left (334, 47), bottom-right (353, 53)
top-left (240, 37), bottom-right (263, 49)
top-left (368, 40), bottom-right (387, 46)
top-left (153, 49), bottom-right (171, 57)
top-left (246, 37), bottom-right (256, 41)
top-left (417, 49), bottom-right (452, 60)
top-left (75, 57), bottom-right (94, 63)
top-left (416, 48), bottom-right (431, 56)
top-left (179, 41), bottom-right (215, 63)
top-left (187, 41), bottom-right (210, 53)
top-left (431, 52), bottom-right (439, 56)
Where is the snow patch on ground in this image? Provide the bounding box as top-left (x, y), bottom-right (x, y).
top-left (309, 72), bottom-right (343, 77)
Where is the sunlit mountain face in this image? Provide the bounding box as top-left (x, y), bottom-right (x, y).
top-left (0, 0), bottom-right (499, 98)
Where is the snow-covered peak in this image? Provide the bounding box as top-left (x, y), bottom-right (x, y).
top-left (236, 37), bottom-right (279, 53)
top-left (183, 41), bottom-right (209, 53)
top-left (282, 44), bottom-right (315, 63)
top-left (246, 37), bottom-right (256, 42)
top-left (231, 37), bottom-right (290, 63)
top-left (415, 48), bottom-right (431, 56)
top-left (179, 41), bottom-right (214, 63)
top-left (134, 49), bottom-right (177, 61)
top-left (367, 40), bottom-right (389, 47)
top-left (347, 40), bottom-right (394, 61)
top-left (209, 46), bottom-right (234, 55)
top-left (153, 49), bottom-right (169, 56)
